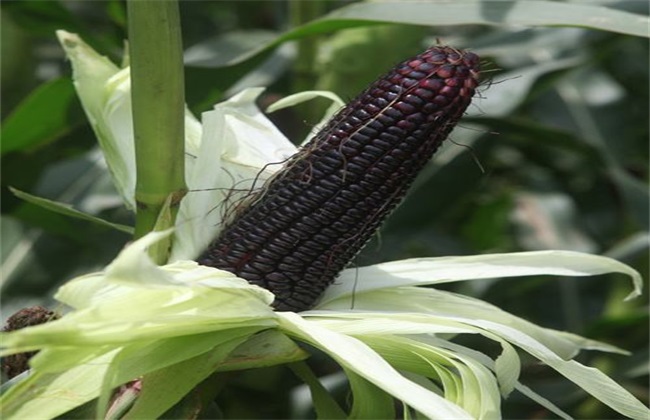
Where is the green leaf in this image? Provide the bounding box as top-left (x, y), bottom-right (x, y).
top-left (513, 382), bottom-right (572, 420)
top-left (278, 312), bottom-right (473, 419)
top-left (9, 187), bottom-right (134, 234)
top-left (361, 335), bottom-right (501, 418)
top-left (322, 1), bottom-right (649, 37)
top-left (548, 67), bottom-right (650, 231)
top-left (429, 337), bottom-right (520, 398)
top-left (207, 1), bottom-right (650, 68)
top-left (8, 202), bottom-right (78, 241)
top-left (184, 30), bottom-right (280, 68)
top-left (1, 78), bottom-right (84, 155)
top-left (470, 319), bottom-right (650, 419)
top-left (314, 24), bottom-right (428, 101)
top-left (3, 0), bottom-right (121, 63)
top-left (3, 0), bottom-right (93, 37)
top-left (610, 163), bottom-right (650, 230)
top-left (289, 362), bottom-right (347, 419)
top-left (320, 250), bottom-right (643, 306)
top-left (56, 31), bottom-right (136, 209)
top-left (104, 329), bottom-right (266, 392)
top-left (266, 90), bottom-right (345, 113)
top-left (0, 350), bottom-right (117, 420)
top-left (118, 334), bottom-right (251, 420)
top-left (345, 369), bottom-right (396, 419)
top-left (217, 330), bottom-right (307, 372)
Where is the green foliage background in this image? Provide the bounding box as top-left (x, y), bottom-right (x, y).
top-left (1, 1), bottom-right (648, 418)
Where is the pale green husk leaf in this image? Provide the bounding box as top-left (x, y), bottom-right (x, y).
top-left (171, 87), bottom-right (297, 261)
top-left (320, 250), bottom-right (643, 305)
top-left (55, 31), bottom-right (298, 261)
top-left (277, 312), bottom-right (474, 419)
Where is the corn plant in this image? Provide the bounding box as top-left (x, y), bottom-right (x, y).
top-left (1, 1), bottom-right (648, 419)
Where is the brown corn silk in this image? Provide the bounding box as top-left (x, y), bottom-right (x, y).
top-left (199, 46), bottom-right (481, 311)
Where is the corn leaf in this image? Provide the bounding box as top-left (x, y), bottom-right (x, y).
top-left (209, 1), bottom-right (649, 68)
top-left (320, 250), bottom-right (643, 305)
top-left (289, 362), bottom-right (347, 420)
top-left (277, 312), bottom-right (473, 419)
top-left (9, 187), bottom-right (133, 234)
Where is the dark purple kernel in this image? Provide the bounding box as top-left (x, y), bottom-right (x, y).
top-left (428, 52), bottom-right (446, 63)
top-left (396, 119), bottom-right (415, 130)
top-left (364, 144), bottom-right (384, 156)
top-left (381, 155), bottom-right (399, 165)
top-left (390, 147), bottom-right (408, 159)
top-left (406, 112), bottom-right (426, 123)
top-left (464, 51), bottom-right (479, 64)
top-left (374, 97), bottom-right (389, 107)
top-left (311, 234), bottom-right (330, 245)
top-left (417, 62), bottom-right (434, 72)
top-left (383, 107), bottom-right (402, 119)
top-left (441, 86), bottom-right (459, 98)
top-left (447, 51), bottom-right (461, 62)
top-left (408, 71), bottom-right (426, 79)
top-left (403, 94), bottom-right (424, 107)
top-left (293, 221), bottom-right (318, 235)
top-left (397, 65), bottom-right (413, 76)
top-left (355, 109), bottom-right (371, 120)
top-left (248, 261), bottom-right (274, 273)
top-left (393, 101), bottom-right (416, 114)
top-left (421, 78), bottom-right (444, 91)
top-left (376, 114), bottom-right (394, 126)
top-left (375, 161), bottom-right (395, 172)
top-left (423, 103), bottom-right (438, 114)
top-left (385, 91), bottom-right (399, 101)
top-left (387, 84), bottom-right (402, 94)
top-left (371, 138), bottom-right (391, 149)
top-left (455, 66), bottom-right (470, 77)
top-left (433, 95), bottom-right (449, 106)
top-left (366, 119), bottom-right (384, 131)
top-left (401, 78), bottom-right (417, 88)
top-left (437, 65), bottom-right (455, 78)
top-left (365, 103), bottom-right (380, 113)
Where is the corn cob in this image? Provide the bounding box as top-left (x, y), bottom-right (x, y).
top-left (199, 46), bottom-right (480, 311)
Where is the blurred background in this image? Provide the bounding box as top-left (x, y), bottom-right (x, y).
top-left (1, 1), bottom-right (648, 418)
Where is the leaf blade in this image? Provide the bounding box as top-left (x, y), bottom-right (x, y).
top-left (10, 187), bottom-right (133, 234)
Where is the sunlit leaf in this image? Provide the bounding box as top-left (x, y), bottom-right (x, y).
top-left (320, 250), bottom-right (643, 305)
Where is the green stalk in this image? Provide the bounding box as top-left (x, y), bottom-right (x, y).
top-left (289, 0), bottom-right (327, 129)
top-left (289, 0), bottom-right (325, 94)
top-left (127, 0), bottom-right (186, 263)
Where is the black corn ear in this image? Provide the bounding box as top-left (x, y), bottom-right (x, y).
top-left (198, 46), bottom-right (481, 311)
